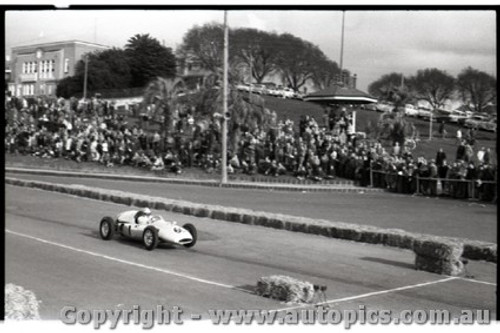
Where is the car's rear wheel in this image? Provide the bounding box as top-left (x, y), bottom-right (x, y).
top-left (100, 217), bottom-right (115, 240)
top-left (182, 223), bottom-right (197, 248)
top-left (143, 227), bottom-right (159, 251)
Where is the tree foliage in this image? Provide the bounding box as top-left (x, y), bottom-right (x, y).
top-left (456, 66), bottom-right (496, 113)
top-left (275, 33), bottom-right (326, 91)
top-left (56, 75), bottom-right (82, 99)
top-left (125, 34), bottom-right (177, 87)
top-left (407, 68), bottom-right (455, 110)
top-left (179, 23), bottom-right (227, 73)
top-left (231, 28), bottom-right (281, 84)
top-left (310, 56), bottom-right (340, 91)
top-left (367, 72), bottom-right (405, 99)
top-left (179, 24), bottom-right (334, 91)
top-left (56, 48), bottom-right (132, 98)
top-left (142, 77), bottom-right (185, 139)
top-left (377, 111), bottom-right (416, 147)
top-left (56, 35), bottom-right (177, 97)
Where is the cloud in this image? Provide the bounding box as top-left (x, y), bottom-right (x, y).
top-left (5, 9), bottom-right (496, 92)
top-left (245, 12), bottom-right (268, 31)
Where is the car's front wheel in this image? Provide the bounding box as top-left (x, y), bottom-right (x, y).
top-left (143, 227), bottom-right (159, 251)
top-left (182, 223), bottom-right (197, 248)
top-left (99, 217), bottom-right (115, 240)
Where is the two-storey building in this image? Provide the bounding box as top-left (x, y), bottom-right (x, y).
top-left (8, 40), bottom-right (109, 97)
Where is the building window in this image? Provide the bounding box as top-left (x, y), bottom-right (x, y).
top-left (64, 58), bottom-right (69, 73)
top-left (48, 60), bottom-right (53, 77)
top-left (48, 85), bottom-right (52, 95)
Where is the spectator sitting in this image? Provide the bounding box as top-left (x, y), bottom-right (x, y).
top-left (151, 154), bottom-right (165, 171)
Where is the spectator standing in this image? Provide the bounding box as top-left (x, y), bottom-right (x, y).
top-left (435, 148), bottom-right (447, 167)
top-left (393, 142), bottom-right (401, 156)
top-left (464, 142), bottom-right (474, 163)
top-left (456, 141), bottom-right (466, 161)
top-left (477, 147), bottom-right (486, 164)
top-left (456, 128), bottom-right (462, 144)
top-left (483, 148), bottom-right (492, 165)
top-left (438, 121), bottom-right (446, 139)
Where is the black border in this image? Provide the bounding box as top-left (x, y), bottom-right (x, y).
top-left (1, 3), bottom-right (499, 323)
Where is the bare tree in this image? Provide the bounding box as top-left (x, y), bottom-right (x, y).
top-left (457, 67), bottom-right (496, 113)
top-left (408, 68), bottom-right (455, 110)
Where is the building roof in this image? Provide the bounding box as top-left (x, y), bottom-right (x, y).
top-left (11, 40), bottom-right (111, 52)
top-left (304, 84), bottom-right (377, 104)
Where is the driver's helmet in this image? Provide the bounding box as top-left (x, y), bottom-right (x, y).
top-left (142, 207), bottom-right (152, 215)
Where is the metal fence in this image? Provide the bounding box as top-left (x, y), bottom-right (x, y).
top-left (370, 169), bottom-right (496, 202)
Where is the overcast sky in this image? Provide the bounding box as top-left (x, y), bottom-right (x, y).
top-left (4, 9), bottom-right (496, 92)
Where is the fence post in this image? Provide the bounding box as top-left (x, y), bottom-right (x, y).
top-left (369, 162), bottom-right (373, 188)
top-left (416, 175), bottom-right (420, 195)
top-left (470, 179), bottom-right (474, 200)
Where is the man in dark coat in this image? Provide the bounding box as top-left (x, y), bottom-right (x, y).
top-left (435, 148), bottom-right (447, 167)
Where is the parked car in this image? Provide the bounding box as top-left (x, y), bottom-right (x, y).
top-left (464, 115), bottom-right (490, 129)
top-left (362, 103), bottom-right (378, 111)
top-left (479, 119), bottom-right (496, 132)
top-left (236, 83), bottom-right (250, 92)
top-left (251, 84), bottom-right (268, 95)
top-left (375, 102), bottom-right (393, 112)
top-left (281, 87), bottom-right (295, 99)
top-left (267, 86), bottom-right (282, 97)
top-left (404, 104), bottom-right (419, 117)
top-left (448, 110), bottom-right (469, 123)
top-left (417, 107), bottom-right (432, 120)
top-left (292, 91), bottom-right (304, 100)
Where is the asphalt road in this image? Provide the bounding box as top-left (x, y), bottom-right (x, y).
top-left (5, 185), bottom-right (496, 325)
top-left (6, 172), bottom-right (497, 243)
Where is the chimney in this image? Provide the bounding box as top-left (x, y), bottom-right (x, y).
top-left (352, 74), bottom-right (357, 89)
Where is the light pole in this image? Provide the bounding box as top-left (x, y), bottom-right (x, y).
top-left (221, 10), bottom-right (229, 184)
top-left (429, 110), bottom-right (433, 141)
top-left (248, 48), bottom-right (253, 96)
top-left (339, 11), bottom-right (345, 76)
top-left (83, 55), bottom-right (89, 100)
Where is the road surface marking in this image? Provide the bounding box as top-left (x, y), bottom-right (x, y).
top-left (6, 229), bottom-right (251, 294)
top-left (457, 277), bottom-right (496, 286)
top-left (269, 277), bottom-right (459, 313)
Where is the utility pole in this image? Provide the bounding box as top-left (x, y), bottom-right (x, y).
top-left (339, 11), bottom-right (345, 85)
top-left (429, 110), bottom-right (433, 141)
top-left (83, 55), bottom-right (89, 100)
top-left (248, 50), bottom-right (252, 95)
top-left (221, 10), bottom-right (229, 184)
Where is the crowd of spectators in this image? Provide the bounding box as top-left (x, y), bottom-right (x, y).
top-left (371, 138), bottom-right (496, 201)
top-left (4, 94), bottom-right (497, 201)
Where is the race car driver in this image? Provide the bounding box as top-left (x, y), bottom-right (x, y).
top-left (135, 207), bottom-right (152, 224)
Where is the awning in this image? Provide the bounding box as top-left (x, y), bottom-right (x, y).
top-left (304, 84), bottom-right (378, 105)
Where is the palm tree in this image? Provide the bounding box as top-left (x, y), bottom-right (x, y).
top-left (182, 69), bottom-right (273, 155)
top-left (142, 77), bottom-right (185, 142)
top-left (376, 85), bottom-right (417, 148)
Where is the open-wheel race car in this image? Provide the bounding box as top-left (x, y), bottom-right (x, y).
top-left (99, 208), bottom-right (197, 251)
